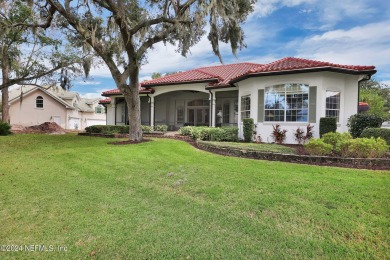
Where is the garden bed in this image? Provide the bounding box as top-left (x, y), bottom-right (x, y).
top-left (196, 141), bottom-right (390, 170)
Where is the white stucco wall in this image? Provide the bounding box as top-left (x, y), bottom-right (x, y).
top-left (10, 89), bottom-right (68, 129)
top-left (237, 72), bottom-right (361, 143)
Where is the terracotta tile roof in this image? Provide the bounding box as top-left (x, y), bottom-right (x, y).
top-left (99, 98), bottom-right (111, 104)
top-left (102, 86), bottom-right (153, 96)
top-left (101, 57), bottom-right (376, 97)
top-left (230, 57), bottom-right (376, 83)
top-left (249, 57), bottom-right (376, 73)
top-left (141, 62), bottom-right (262, 88)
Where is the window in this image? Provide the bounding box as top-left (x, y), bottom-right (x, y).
top-left (264, 83), bottom-right (309, 122)
top-left (36, 96), bottom-right (43, 108)
top-left (176, 107), bottom-right (184, 123)
top-left (187, 99), bottom-right (209, 106)
top-left (95, 105), bottom-right (104, 114)
top-left (223, 102), bottom-right (230, 123)
top-left (326, 91), bottom-right (340, 122)
top-left (241, 95), bottom-right (251, 120)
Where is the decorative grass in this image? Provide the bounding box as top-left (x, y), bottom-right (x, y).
top-left (0, 134), bottom-right (389, 259)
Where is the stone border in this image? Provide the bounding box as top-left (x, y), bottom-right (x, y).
top-left (78, 132), bottom-right (389, 170)
top-left (197, 141), bottom-right (390, 170)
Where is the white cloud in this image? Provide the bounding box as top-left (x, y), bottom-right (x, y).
top-left (80, 92), bottom-right (103, 99)
top-left (251, 0), bottom-right (376, 28)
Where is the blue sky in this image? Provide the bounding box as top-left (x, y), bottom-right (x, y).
top-left (72, 0), bottom-right (390, 98)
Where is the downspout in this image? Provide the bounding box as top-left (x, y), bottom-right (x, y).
top-left (209, 90), bottom-right (213, 127)
top-left (357, 74), bottom-right (372, 113)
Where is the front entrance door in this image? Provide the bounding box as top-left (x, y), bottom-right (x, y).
top-left (188, 108), bottom-right (209, 126)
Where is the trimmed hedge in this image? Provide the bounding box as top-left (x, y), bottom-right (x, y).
top-left (360, 128), bottom-right (390, 145)
top-left (0, 121), bottom-right (12, 136)
top-left (319, 117), bottom-right (337, 138)
top-left (243, 118), bottom-right (254, 143)
top-left (154, 125), bottom-right (168, 132)
top-left (305, 133), bottom-right (389, 158)
top-left (85, 125), bottom-right (163, 134)
top-left (178, 126), bottom-right (238, 142)
top-left (347, 113), bottom-right (383, 138)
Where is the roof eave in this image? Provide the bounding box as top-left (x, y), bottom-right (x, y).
top-left (142, 78), bottom-right (219, 88)
top-left (230, 67), bottom-right (377, 84)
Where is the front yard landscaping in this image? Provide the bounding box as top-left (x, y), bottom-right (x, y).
top-left (0, 134), bottom-right (389, 259)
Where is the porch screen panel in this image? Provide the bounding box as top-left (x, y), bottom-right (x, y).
top-left (257, 89), bottom-right (264, 122)
top-left (309, 86), bottom-right (317, 123)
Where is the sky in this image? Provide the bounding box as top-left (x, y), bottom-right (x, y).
top-left (71, 0), bottom-right (390, 99)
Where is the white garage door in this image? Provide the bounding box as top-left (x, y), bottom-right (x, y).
top-left (86, 119), bottom-right (106, 127)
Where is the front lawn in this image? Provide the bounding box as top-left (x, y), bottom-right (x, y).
top-left (0, 135), bottom-right (389, 259)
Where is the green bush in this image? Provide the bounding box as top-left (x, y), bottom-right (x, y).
top-left (304, 139), bottom-right (333, 156)
top-left (322, 132), bottom-right (352, 154)
top-left (0, 121), bottom-right (12, 136)
top-left (178, 126), bottom-right (238, 142)
top-left (178, 126), bottom-right (193, 136)
top-left (319, 117), bottom-right (337, 137)
top-left (154, 125), bottom-right (168, 132)
top-left (243, 118), bottom-right (254, 143)
top-left (360, 128), bottom-right (390, 145)
top-left (85, 125), bottom-right (152, 134)
top-left (341, 137), bottom-right (388, 158)
top-left (347, 114), bottom-right (383, 138)
top-left (141, 125), bottom-right (153, 134)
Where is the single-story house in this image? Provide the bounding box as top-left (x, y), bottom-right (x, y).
top-left (101, 57), bottom-right (376, 143)
top-left (9, 85), bottom-right (106, 130)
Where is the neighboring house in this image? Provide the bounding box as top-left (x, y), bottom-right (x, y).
top-left (100, 57), bottom-right (376, 143)
top-left (9, 85), bottom-right (106, 130)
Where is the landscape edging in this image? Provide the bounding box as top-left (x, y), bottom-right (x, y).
top-left (197, 141), bottom-right (390, 170)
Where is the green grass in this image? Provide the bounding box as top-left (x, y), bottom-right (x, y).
top-left (202, 141), bottom-right (297, 154)
top-left (0, 134), bottom-right (389, 259)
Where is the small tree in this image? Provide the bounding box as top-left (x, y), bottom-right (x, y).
top-left (347, 114), bottom-right (384, 138)
top-left (42, 0), bottom-right (256, 141)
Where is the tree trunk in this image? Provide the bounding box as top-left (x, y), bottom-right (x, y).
top-left (1, 50), bottom-right (10, 123)
top-left (123, 66), bottom-right (142, 141)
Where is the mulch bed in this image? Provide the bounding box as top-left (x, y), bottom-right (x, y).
top-left (108, 139), bottom-right (152, 145)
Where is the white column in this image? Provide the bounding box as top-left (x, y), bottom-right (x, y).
top-left (211, 93), bottom-right (216, 127)
top-left (150, 96), bottom-right (155, 127)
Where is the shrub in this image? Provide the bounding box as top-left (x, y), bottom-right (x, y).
top-left (0, 121), bottom-right (12, 136)
top-left (304, 139), bottom-right (333, 156)
top-left (271, 124), bottom-right (287, 144)
top-left (360, 128), bottom-right (390, 145)
top-left (154, 125), bottom-right (168, 132)
top-left (341, 137), bottom-right (388, 158)
top-left (141, 125), bottom-right (153, 134)
top-left (347, 114), bottom-right (383, 138)
top-left (85, 125), bottom-right (153, 134)
top-left (319, 117), bottom-right (337, 137)
top-left (178, 126), bottom-right (193, 136)
top-left (178, 126), bottom-right (238, 142)
top-left (322, 132), bottom-right (352, 154)
top-left (293, 127), bottom-right (305, 145)
top-left (243, 118), bottom-right (254, 142)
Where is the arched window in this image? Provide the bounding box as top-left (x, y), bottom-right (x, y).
top-left (36, 96), bottom-right (44, 108)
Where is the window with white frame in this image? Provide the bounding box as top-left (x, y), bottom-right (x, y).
top-left (240, 95), bottom-right (251, 120)
top-left (36, 96), bottom-right (44, 108)
top-left (264, 83), bottom-right (309, 122)
top-left (95, 105), bottom-right (104, 114)
top-left (325, 91), bottom-right (340, 122)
